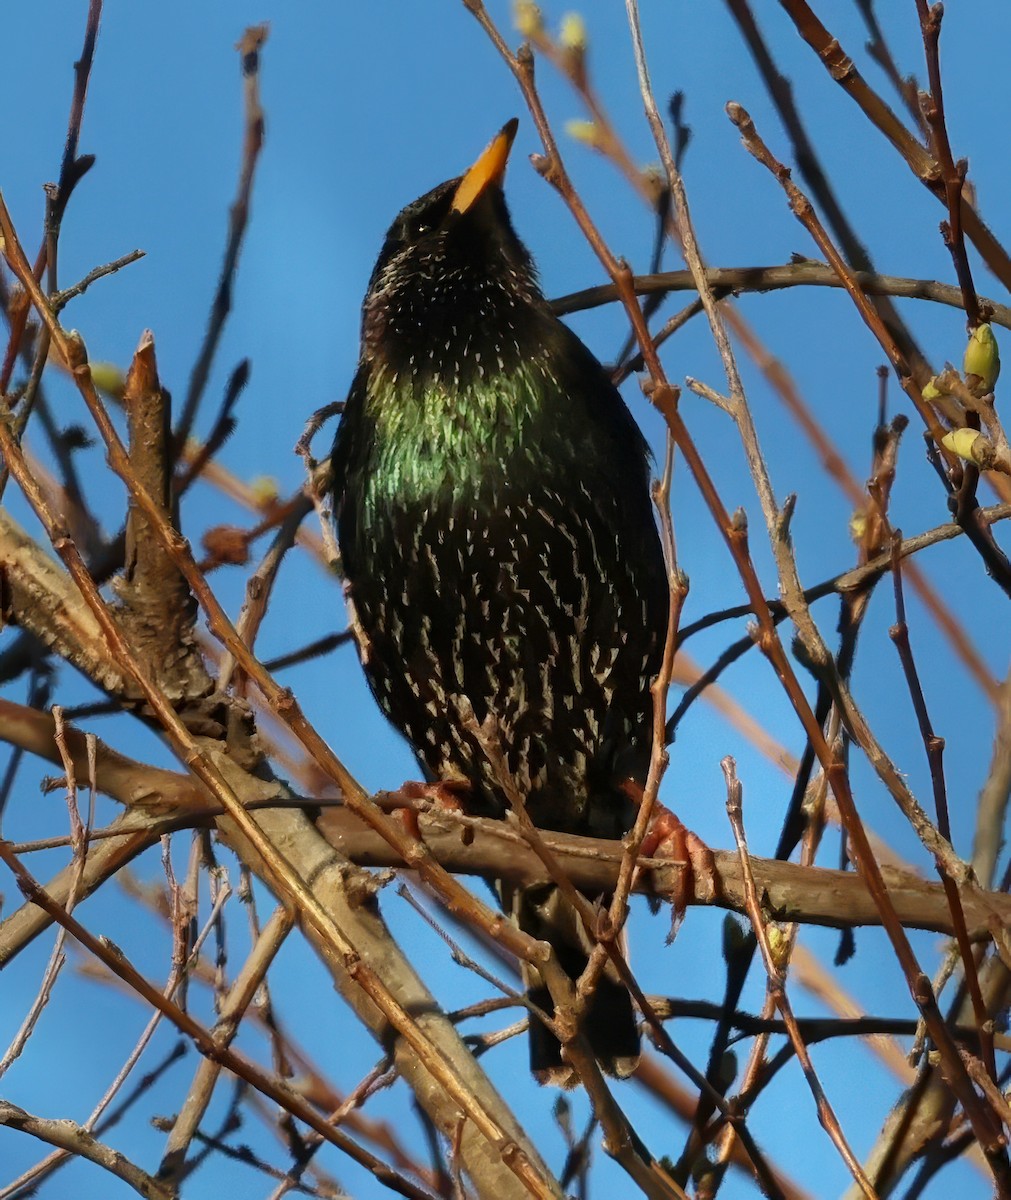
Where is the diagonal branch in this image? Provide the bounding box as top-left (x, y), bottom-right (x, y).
top-left (0, 1101), bottom-right (172, 1200)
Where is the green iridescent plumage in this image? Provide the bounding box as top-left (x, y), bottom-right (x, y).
top-left (331, 123), bottom-right (668, 1084)
top-left (359, 358), bottom-right (559, 510)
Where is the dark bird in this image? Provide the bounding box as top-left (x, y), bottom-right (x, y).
top-left (331, 121), bottom-right (669, 1086)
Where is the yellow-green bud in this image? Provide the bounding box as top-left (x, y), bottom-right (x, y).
top-left (941, 427), bottom-right (997, 469)
top-left (766, 924), bottom-right (791, 972)
top-left (250, 475), bottom-right (280, 507)
top-left (513, 0), bottom-right (543, 38)
top-left (559, 12), bottom-right (587, 51)
top-left (849, 509), bottom-right (867, 543)
top-left (964, 323), bottom-right (1000, 395)
top-left (90, 361), bottom-right (125, 399)
top-left (565, 119), bottom-right (600, 148)
top-left (921, 376), bottom-right (942, 402)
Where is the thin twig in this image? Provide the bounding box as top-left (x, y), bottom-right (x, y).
top-left (218, 494), bottom-right (313, 694)
top-left (0, 0), bottom-right (101, 395)
top-left (0, 706), bottom-right (90, 1075)
top-left (578, 16), bottom-right (1011, 1177)
top-left (914, 0), bottom-right (979, 329)
top-left (174, 25), bottom-right (268, 449)
top-left (0, 841), bottom-right (439, 1200)
top-left (888, 535), bottom-right (996, 1082)
top-left (722, 756), bottom-right (878, 1198)
top-left (158, 906), bottom-right (295, 1185)
top-left (777, 0), bottom-right (1011, 293)
top-left (52, 248), bottom-right (146, 312)
top-left (0, 1101), bottom-right (172, 1200)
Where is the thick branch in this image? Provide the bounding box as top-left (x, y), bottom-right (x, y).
top-left (113, 331), bottom-right (209, 702)
top-left (0, 709), bottom-right (556, 1198)
top-left (317, 808), bottom-right (1009, 939)
top-left (0, 698), bottom-right (202, 814)
top-left (0, 509), bottom-right (127, 695)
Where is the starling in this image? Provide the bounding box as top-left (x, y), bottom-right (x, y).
top-left (331, 121), bottom-right (669, 1086)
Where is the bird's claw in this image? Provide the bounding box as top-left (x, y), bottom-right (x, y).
top-left (637, 803), bottom-right (717, 942)
top-left (393, 779), bottom-right (472, 840)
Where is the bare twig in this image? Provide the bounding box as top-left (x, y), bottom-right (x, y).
top-left (0, 0), bottom-right (101, 396)
top-left (0, 841), bottom-right (441, 1200)
top-left (52, 248), bottom-right (146, 312)
top-left (0, 706), bottom-right (90, 1075)
top-left (777, 0), bottom-right (1011, 293)
top-left (725, 104), bottom-right (1011, 598)
top-left (174, 24), bottom-right (268, 449)
top-left (0, 1101), bottom-right (173, 1200)
top-left (915, 0), bottom-right (979, 328)
top-left (218, 494), bottom-right (313, 694)
top-left (158, 906), bottom-right (295, 1184)
top-left (723, 756), bottom-right (878, 1198)
top-left (888, 537), bottom-right (996, 1081)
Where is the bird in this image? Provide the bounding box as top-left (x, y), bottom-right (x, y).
top-left (330, 120), bottom-right (669, 1086)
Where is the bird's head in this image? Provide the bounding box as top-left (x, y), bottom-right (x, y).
top-left (361, 119), bottom-right (544, 377)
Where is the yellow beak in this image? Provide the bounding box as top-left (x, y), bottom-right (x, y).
top-left (451, 119), bottom-right (519, 214)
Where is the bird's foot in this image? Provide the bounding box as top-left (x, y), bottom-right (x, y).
top-left (622, 785), bottom-right (717, 941)
top-left (399, 778), bottom-right (471, 811)
top-left (392, 779), bottom-right (472, 841)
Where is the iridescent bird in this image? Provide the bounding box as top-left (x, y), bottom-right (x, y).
top-left (331, 121), bottom-right (668, 1084)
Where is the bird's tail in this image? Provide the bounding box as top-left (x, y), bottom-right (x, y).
top-left (509, 882), bottom-right (640, 1088)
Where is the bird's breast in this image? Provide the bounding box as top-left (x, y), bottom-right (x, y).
top-left (358, 361), bottom-right (562, 517)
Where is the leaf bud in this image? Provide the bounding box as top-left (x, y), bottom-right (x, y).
top-left (513, 1), bottom-right (543, 38)
top-left (964, 323), bottom-right (1000, 395)
top-left (941, 427), bottom-right (996, 469)
top-left (559, 12), bottom-right (587, 51)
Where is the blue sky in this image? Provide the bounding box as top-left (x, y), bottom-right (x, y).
top-left (3, 3), bottom-right (1011, 1197)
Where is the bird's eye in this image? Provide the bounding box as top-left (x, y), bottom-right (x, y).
top-left (413, 220), bottom-right (431, 237)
